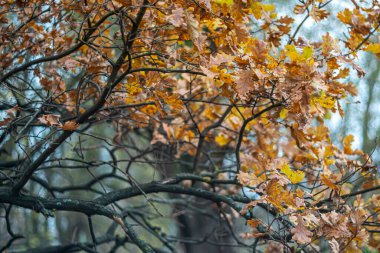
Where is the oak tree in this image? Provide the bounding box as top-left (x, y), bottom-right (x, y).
top-left (0, 0), bottom-right (379, 252)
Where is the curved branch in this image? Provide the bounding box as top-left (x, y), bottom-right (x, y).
top-left (0, 10), bottom-right (119, 83)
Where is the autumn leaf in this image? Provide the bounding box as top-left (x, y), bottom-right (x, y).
top-left (329, 239), bottom-right (340, 253)
top-left (3, 0), bottom-right (379, 251)
top-left (244, 38), bottom-right (269, 64)
top-left (321, 174), bottom-right (338, 191)
top-left (247, 219), bottom-right (261, 228)
top-left (114, 0), bottom-right (130, 6)
top-left (235, 69), bottom-right (258, 98)
top-left (166, 7), bottom-right (184, 27)
top-left (279, 108), bottom-right (288, 119)
top-left (312, 91), bottom-right (335, 109)
top-left (200, 66), bottom-right (218, 79)
top-left (215, 133), bottom-right (229, 146)
top-left (342, 134), bottom-right (363, 155)
top-left (291, 215), bottom-right (313, 244)
top-left (38, 114), bottom-right (61, 127)
top-left (214, 0), bottom-right (233, 6)
top-left (322, 32), bottom-right (341, 57)
top-left (294, 4), bottom-right (307, 14)
top-left (285, 44), bottom-right (314, 66)
top-left (140, 105), bottom-right (157, 116)
top-left (310, 5), bottom-right (329, 22)
top-left (365, 43), bottom-right (380, 54)
top-left (343, 82), bottom-right (358, 96)
top-left (280, 163), bottom-right (305, 184)
top-left (237, 171), bottom-right (263, 187)
top-left (61, 121), bottom-right (79, 131)
top-left (198, 0), bottom-right (211, 10)
top-left (184, 11), bottom-right (206, 52)
top-left (337, 8), bottom-right (352, 24)
top-left (365, 43), bottom-right (380, 59)
top-left (343, 134), bottom-right (355, 155)
top-left (337, 56), bottom-right (366, 77)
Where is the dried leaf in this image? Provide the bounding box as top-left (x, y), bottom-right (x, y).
top-left (38, 114), bottom-right (61, 127)
top-left (61, 121), bottom-right (79, 131)
top-left (328, 239), bottom-right (340, 253)
top-left (166, 7), bottom-right (184, 27)
top-left (291, 215), bottom-right (313, 244)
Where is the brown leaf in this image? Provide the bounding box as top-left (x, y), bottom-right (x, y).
top-left (310, 5), bottom-right (329, 22)
top-left (198, 0), bottom-right (211, 10)
top-left (337, 56), bottom-right (366, 77)
top-left (291, 215), bottom-right (313, 244)
top-left (185, 11), bottom-right (207, 52)
top-left (235, 69), bottom-right (258, 99)
top-left (294, 4), bottom-right (307, 14)
top-left (166, 7), bottom-right (184, 27)
top-left (328, 239), bottom-right (340, 253)
top-left (38, 114), bottom-right (61, 127)
top-left (200, 66), bottom-right (217, 79)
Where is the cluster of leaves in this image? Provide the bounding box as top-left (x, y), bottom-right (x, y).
top-left (0, 0), bottom-right (379, 252)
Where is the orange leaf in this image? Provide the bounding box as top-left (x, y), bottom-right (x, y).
top-left (62, 121), bottom-right (79, 131)
top-left (321, 174), bottom-right (338, 191)
top-left (247, 219), bottom-right (261, 228)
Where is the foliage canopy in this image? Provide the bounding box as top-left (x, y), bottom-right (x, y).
top-left (0, 0), bottom-right (379, 252)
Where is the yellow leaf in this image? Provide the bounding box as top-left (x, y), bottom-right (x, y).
top-left (204, 107), bottom-right (216, 120)
top-left (285, 45), bottom-right (313, 63)
top-left (279, 108), bottom-right (288, 119)
top-left (80, 45), bottom-right (89, 54)
top-left (266, 180), bottom-right (285, 210)
top-left (285, 44), bottom-right (299, 62)
top-left (125, 83), bottom-right (142, 95)
top-left (312, 91), bottom-right (335, 109)
top-left (262, 4), bottom-right (275, 13)
top-left (323, 145), bottom-right (334, 158)
top-left (215, 133), bottom-right (229, 146)
top-left (324, 110), bottom-right (331, 119)
top-left (327, 58), bottom-right (340, 70)
top-left (280, 163), bottom-right (305, 184)
top-left (365, 43), bottom-right (380, 54)
top-left (214, 0), bottom-right (233, 6)
top-left (250, 2), bottom-right (262, 19)
top-left (184, 130), bottom-right (195, 142)
top-left (219, 69), bottom-right (233, 83)
top-left (302, 46), bottom-right (313, 59)
top-left (260, 112), bottom-right (269, 125)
